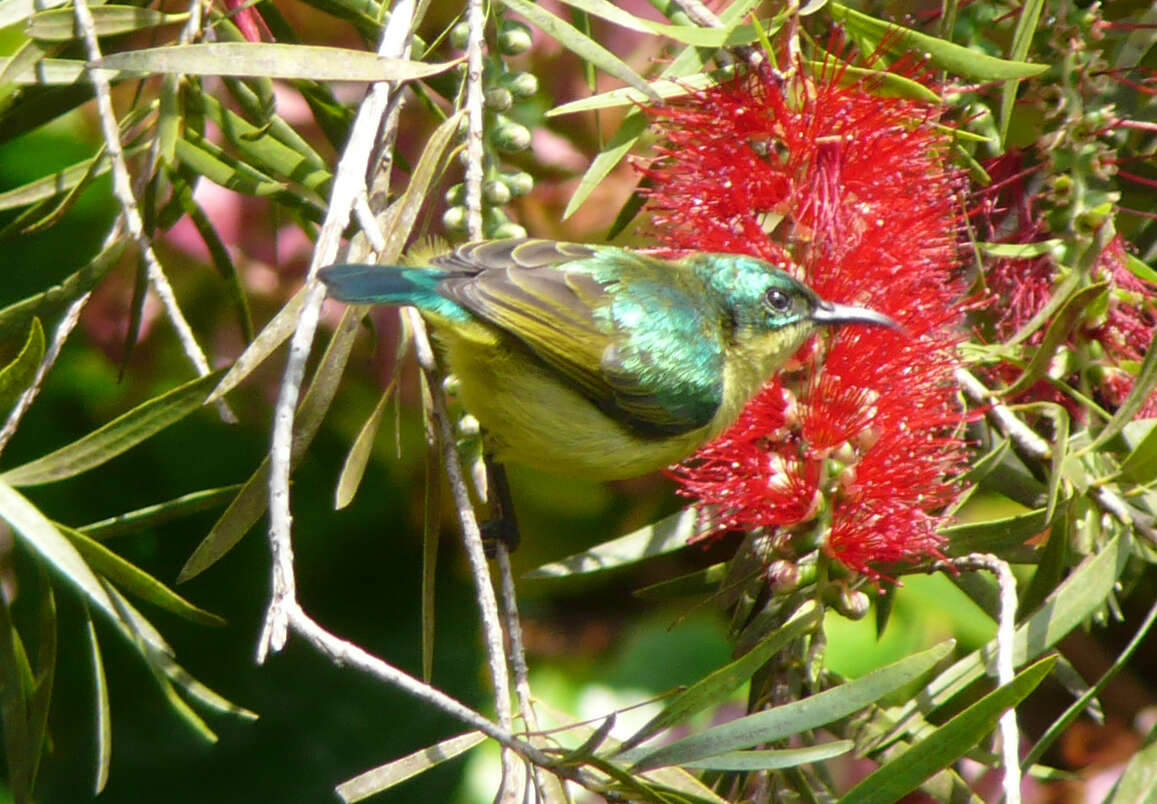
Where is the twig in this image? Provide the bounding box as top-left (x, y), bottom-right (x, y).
top-left (404, 309), bottom-right (520, 798)
top-left (932, 553), bottom-right (1021, 804)
top-left (665, 0), bottom-right (766, 71)
top-left (282, 599), bottom-right (542, 759)
top-left (73, 0), bottom-right (233, 423)
top-left (464, 0), bottom-right (485, 241)
top-left (955, 368), bottom-right (1052, 459)
top-left (258, 0), bottom-right (416, 662)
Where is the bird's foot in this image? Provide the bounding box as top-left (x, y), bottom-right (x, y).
top-left (481, 515), bottom-right (520, 557)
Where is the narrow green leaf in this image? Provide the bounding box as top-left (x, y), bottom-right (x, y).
top-left (103, 585), bottom-right (256, 730)
top-left (561, 0), bottom-right (767, 218)
top-left (827, 3), bottom-right (1049, 80)
top-left (168, 174), bottom-right (254, 342)
top-left (1017, 503), bottom-right (1070, 620)
top-left (883, 534), bottom-right (1129, 749)
top-left (79, 485), bottom-right (242, 540)
top-left (977, 240), bottom-right (1063, 259)
top-left (83, 605), bottom-right (113, 794)
top-left (1106, 724), bottom-right (1157, 804)
top-left (526, 506), bottom-right (698, 578)
top-left (180, 309), bottom-right (362, 581)
top-left (803, 57), bottom-right (941, 102)
top-left (0, 318), bottom-right (45, 414)
top-left (628, 640), bottom-right (954, 771)
top-left (998, 0), bottom-right (1045, 146)
top-left (206, 286), bottom-right (306, 404)
top-left (336, 731), bottom-right (487, 802)
top-left (59, 524), bottom-right (225, 626)
top-left (682, 740), bottom-right (854, 771)
top-left (337, 383), bottom-right (394, 509)
top-left (1119, 419), bottom-right (1157, 484)
top-left (843, 656), bottom-right (1056, 804)
top-left (0, 56), bottom-right (145, 85)
top-left (555, 0), bottom-right (760, 47)
top-left (420, 426), bottom-right (439, 683)
top-left (633, 562), bottom-right (727, 600)
top-left (619, 603), bottom-right (822, 752)
top-left (0, 581), bottom-right (32, 801)
top-left (1124, 253), bottom-right (1157, 284)
top-left (943, 506), bottom-right (1051, 556)
top-left (1, 369), bottom-right (225, 487)
top-left (547, 71), bottom-right (724, 116)
top-left (98, 43), bottom-right (461, 82)
top-left (563, 112), bottom-right (649, 220)
top-left (1001, 282), bottom-right (1107, 397)
top-left (0, 151), bottom-right (112, 210)
top-left (28, 6), bottom-right (188, 41)
top-left (1025, 598), bottom-right (1157, 772)
top-left (24, 576), bottom-right (55, 795)
top-left (0, 239), bottom-right (125, 342)
top-left (499, 0), bottom-right (657, 101)
top-left (194, 90), bottom-right (332, 196)
top-left (0, 480), bottom-right (120, 624)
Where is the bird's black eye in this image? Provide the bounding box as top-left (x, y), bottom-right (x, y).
top-left (764, 288), bottom-right (792, 313)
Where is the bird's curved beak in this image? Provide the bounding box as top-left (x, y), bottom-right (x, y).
top-left (812, 299), bottom-right (901, 330)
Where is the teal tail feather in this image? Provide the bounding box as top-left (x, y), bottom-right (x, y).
top-left (318, 264), bottom-right (445, 306)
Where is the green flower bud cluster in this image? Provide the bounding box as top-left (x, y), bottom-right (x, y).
top-left (444, 18), bottom-right (540, 239)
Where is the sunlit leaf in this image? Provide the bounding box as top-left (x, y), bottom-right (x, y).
top-left (1, 369), bottom-right (225, 487)
top-left (27, 6), bottom-right (188, 41)
top-left (83, 605), bottom-right (112, 794)
top-left (681, 740), bottom-right (854, 770)
top-left (98, 43), bottom-right (462, 82)
top-left (0, 318), bottom-right (45, 414)
top-left (0, 479), bottom-right (119, 623)
top-left (618, 602), bottom-right (822, 752)
top-left (336, 731), bottom-right (487, 802)
top-left (843, 656), bottom-right (1056, 804)
top-left (499, 0), bottom-right (657, 101)
top-left (59, 524), bottom-right (225, 626)
top-left (827, 3), bottom-right (1049, 80)
top-left (627, 641), bottom-right (953, 770)
top-left (1001, 282), bottom-right (1107, 397)
top-left (526, 506), bottom-right (698, 578)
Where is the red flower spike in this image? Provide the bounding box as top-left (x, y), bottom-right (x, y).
top-left (647, 64), bottom-right (969, 578)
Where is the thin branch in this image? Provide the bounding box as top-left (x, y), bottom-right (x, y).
top-left (403, 309), bottom-right (518, 776)
top-left (259, 0), bottom-right (416, 662)
top-left (932, 552), bottom-right (1021, 804)
top-left (956, 368), bottom-right (1052, 459)
top-left (464, 0), bottom-right (485, 240)
top-left (73, 0), bottom-right (233, 422)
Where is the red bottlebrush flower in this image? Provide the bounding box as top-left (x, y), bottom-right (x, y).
top-left (644, 64), bottom-right (969, 577)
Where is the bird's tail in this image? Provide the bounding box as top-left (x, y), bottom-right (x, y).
top-left (318, 264), bottom-right (446, 306)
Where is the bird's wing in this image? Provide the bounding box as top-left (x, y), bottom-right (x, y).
top-left (435, 241), bottom-right (723, 438)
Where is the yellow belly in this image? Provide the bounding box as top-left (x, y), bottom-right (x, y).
top-left (432, 319), bottom-right (712, 480)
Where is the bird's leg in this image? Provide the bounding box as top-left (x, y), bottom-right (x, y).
top-left (481, 455), bottom-right (520, 556)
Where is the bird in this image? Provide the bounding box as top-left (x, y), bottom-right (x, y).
top-left (319, 238), bottom-right (898, 480)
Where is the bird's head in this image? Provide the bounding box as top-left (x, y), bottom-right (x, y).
top-left (700, 254), bottom-right (899, 375)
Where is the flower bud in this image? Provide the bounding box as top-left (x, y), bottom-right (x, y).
top-left (444, 183), bottom-right (466, 205)
top-left (490, 221), bottom-right (528, 240)
top-left (442, 205), bottom-right (468, 232)
top-left (491, 115), bottom-right (531, 152)
top-left (483, 179), bottom-right (512, 205)
top-left (449, 21), bottom-right (470, 50)
top-left (500, 71), bottom-right (539, 99)
top-left (484, 86), bottom-right (513, 112)
top-left (497, 21), bottom-right (532, 55)
top-left (501, 169), bottom-right (533, 197)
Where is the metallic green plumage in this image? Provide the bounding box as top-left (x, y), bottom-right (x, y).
top-left (320, 239), bottom-right (897, 478)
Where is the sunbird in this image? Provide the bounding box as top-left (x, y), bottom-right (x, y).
top-left (319, 239), bottom-right (898, 480)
